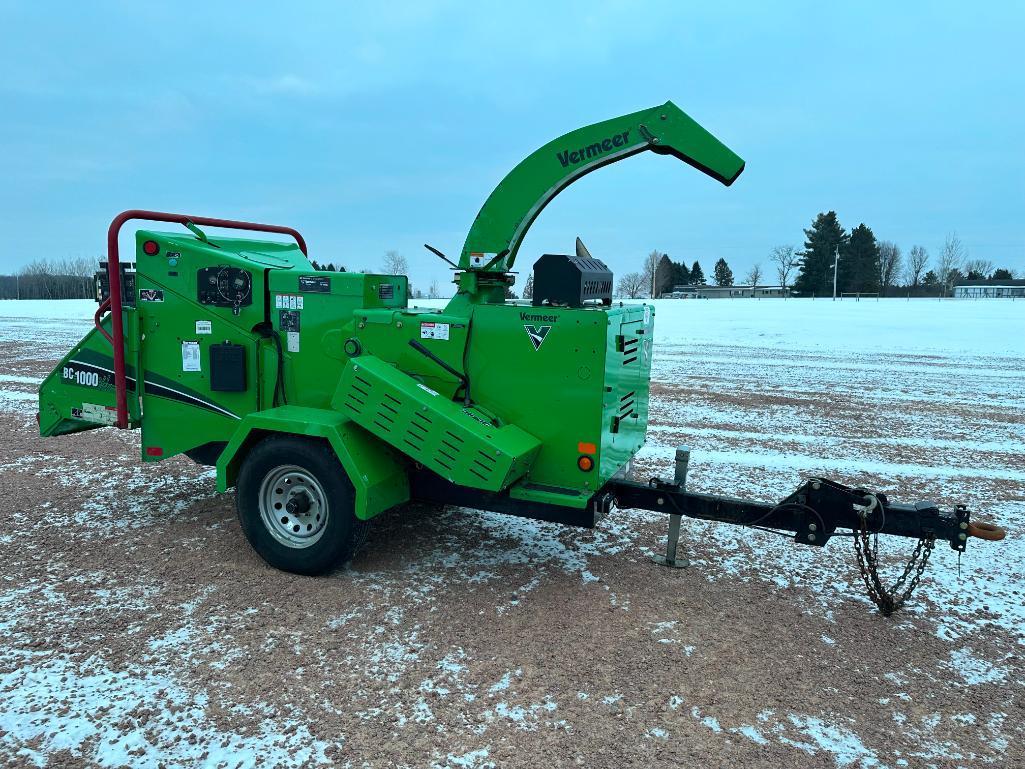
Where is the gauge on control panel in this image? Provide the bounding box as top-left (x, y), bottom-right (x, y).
top-left (197, 266), bottom-right (253, 314)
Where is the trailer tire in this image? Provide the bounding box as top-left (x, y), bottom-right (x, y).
top-left (236, 435), bottom-right (362, 575)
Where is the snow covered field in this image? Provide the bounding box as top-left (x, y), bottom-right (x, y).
top-left (0, 298), bottom-right (1022, 768)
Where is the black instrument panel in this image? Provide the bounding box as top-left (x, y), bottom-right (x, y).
top-left (197, 266), bottom-right (253, 312)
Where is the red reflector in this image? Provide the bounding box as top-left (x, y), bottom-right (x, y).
top-left (145, 446), bottom-right (163, 457)
top-left (143, 240), bottom-right (160, 255)
top-left (577, 455), bottom-right (594, 472)
top-left (577, 441), bottom-right (597, 455)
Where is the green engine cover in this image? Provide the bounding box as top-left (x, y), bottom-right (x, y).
top-left (334, 355), bottom-right (540, 492)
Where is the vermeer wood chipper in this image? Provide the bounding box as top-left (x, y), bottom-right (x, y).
top-left (37, 101), bottom-right (1004, 614)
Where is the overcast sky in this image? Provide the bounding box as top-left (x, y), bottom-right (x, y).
top-left (2, 2), bottom-right (1023, 291)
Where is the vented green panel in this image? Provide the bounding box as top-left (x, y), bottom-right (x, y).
top-left (333, 356), bottom-right (540, 492)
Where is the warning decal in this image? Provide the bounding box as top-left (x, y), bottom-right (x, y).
top-left (81, 402), bottom-right (117, 425)
top-left (420, 322), bottom-right (450, 340)
top-left (182, 341), bottom-right (201, 372)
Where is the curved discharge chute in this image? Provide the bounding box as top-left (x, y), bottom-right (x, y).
top-left (459, 100), bottom-right (745, 271)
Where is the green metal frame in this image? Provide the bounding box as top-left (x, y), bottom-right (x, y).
top-left (216, 406), bottom-right (409, 520)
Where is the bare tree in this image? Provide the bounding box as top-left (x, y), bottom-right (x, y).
top-left (906, 245), bottom-right (929, 287)
top-left (21, 259), bottom-right (56, 299)
top-left (641, 250), bottom-right (662, 297)
top-left (768, 245), bottom-right (798, 291)
top-left (382, 250), bottom-right (408, 275)
top-left (877, 241), bottom-right (902, 293)
top-left (744, 263), bottom-right (763, 291)
top-left (428, 280), bottom-right (440, 299)
top-left (938, 233), bottom-right (966, 296)
top-left (15, 258), bottom-right (94, 299)
top-left (617, 271), bottom-right (646, 299)
top-left (65, 256), bottom-right (96, 277)
top-left (963, 258), bottom-right (994, 279)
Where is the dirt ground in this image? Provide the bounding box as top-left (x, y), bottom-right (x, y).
top-left (0, 308), bottom-right (1022, 768)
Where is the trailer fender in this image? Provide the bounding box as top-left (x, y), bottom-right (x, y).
top-left (216, 405), bottom-right (408, 520)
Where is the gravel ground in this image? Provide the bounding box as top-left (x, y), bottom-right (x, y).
top-left (0, 302), bottom-right (1022, 768)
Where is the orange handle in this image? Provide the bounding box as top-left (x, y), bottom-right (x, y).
top-left (968, 521), bottom-right (1006, 542)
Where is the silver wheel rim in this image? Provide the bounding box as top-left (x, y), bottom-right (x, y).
top-left (258, 465), bottom-right (329, 549)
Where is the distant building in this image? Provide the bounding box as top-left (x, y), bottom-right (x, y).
top-left (668, 284), bottom-right (790, 299)
top-left (953, 279), bottom-right (1025, 298)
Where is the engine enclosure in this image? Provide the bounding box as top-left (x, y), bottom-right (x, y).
top-left (531, 253), bottom-right (613, 307)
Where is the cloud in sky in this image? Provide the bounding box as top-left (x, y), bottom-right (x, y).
top-left (1, 1), bottom-right (1023, 289)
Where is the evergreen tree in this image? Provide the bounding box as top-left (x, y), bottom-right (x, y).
top-left (311, 259), bottom-right (321, 270)
top-left (671, 260), bottom-right (691, 286)
top-left (713, 258), bottom-right (733, 286)
top-left (842, 224), bottom-right (881, 293)
top-left (690, 260), bottom-right (706, 284)
top-left (922, 270), bottom-right (939, 286)
top-left (521, 274), bottom-right (534, 299)
top-left (992, 268), bottom-right (1014, 280)
top-left (793, 211), bottom-right (846, 297)
top-left (653, 254), bottom-right (675, 296)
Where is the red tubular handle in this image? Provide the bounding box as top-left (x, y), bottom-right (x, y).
top-left (99, 210), bottom-right (308, 428)
top-left (93, 296), bottom-right (113, 344)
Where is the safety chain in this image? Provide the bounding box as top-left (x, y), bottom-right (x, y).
top-left (853, 497), bottom-right (935, 615)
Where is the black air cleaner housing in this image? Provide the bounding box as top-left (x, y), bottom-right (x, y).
top-left (531, 253), bottom-right (613, 307)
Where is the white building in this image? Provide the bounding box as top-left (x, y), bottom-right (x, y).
top-left (669, 284), bottom-right (790, 299)
top-left (953, 279), bottom-right (1025, 298)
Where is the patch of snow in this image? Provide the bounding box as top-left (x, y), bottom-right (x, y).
top-left (438, 747), bottom-right (494, 768)
top-left (0, 651), bottom-right (331, 767)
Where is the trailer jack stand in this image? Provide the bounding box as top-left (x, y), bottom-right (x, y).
top-left (652, 447), bottom-right (691, 569)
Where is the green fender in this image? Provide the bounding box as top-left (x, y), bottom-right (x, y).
top-left (216, 405), bottom-right (409, 520)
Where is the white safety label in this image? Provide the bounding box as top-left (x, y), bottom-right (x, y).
top-left (275, 295), bottom-right (304, 310)
top-left (287, 331), bottom-right (300, 352)
top-left (182, 341), bottom-right (201, 372)
top-left (196, 320), bottom-right (212, 334)
top-left (81, 403), bottom-right (117, 425)
top-left (420, 322), bottom-right (450, 340)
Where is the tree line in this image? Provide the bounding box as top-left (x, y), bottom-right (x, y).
top-left (0, 250), bottom-right (459, 302)
top-left (0, 257), bottom-right (97, 300)
top-left (791, 212), bottom-right (1018, 297)
top-left (615, 211), bottom-right (1020, 298)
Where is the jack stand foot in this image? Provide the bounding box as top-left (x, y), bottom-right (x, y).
top-left (651, 553), bottom-right (690, 568)
top-left (652, 512), bottom-right (690, 568)
top-left (652, 447), bottom-right (692, 569)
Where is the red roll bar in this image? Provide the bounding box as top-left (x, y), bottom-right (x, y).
top-left (99, 210), bottom-right (309, 429)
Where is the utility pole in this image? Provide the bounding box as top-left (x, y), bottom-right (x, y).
top-left (831, 245), bottom-right (840, 301)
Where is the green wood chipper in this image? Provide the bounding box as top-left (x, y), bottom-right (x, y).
top-left (37, 101), bottom-right (1003, 614)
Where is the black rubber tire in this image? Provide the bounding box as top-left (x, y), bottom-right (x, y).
top-left (236, 435), bottom-right (360, 576)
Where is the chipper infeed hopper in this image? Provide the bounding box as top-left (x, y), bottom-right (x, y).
top-left (38, 101), bottom-right (1005, 614)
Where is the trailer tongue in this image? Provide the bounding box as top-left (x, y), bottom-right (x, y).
top-left (38, 100), bottom-right (1004, 613)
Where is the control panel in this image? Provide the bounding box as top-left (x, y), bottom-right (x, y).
top-left (197, 267), bottom-right (253, 314)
